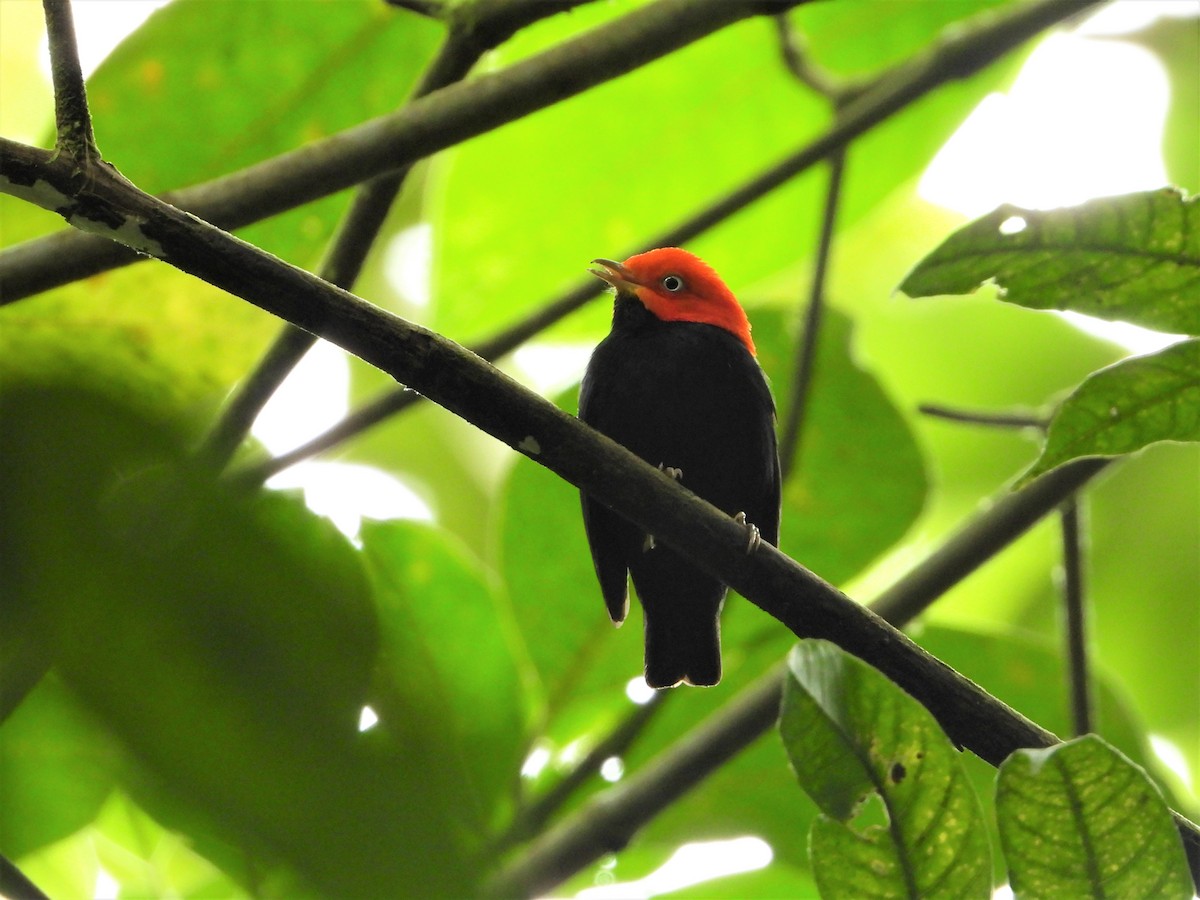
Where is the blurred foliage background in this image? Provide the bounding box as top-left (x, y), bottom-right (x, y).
top-left (1, 0), bottom-right (1196, 896)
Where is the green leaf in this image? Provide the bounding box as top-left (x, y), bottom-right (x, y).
top-left (1024, 338), bottom-right (1200, 482)
top-left (900, 189), bottom-right (1200, 336)
top-left (915, 624), bottom-right (1187, 885)
top-left (360, 519), bottom-right (530, 839)
top-left (996, 735), bottom-right (1193, 900)
top-left (755, 308), bottom-right (929, 585)
top-left (0, 366), bottom-right (472, 895)
top-left (781, 640), bottom-right (992, 899)
top-left (0, 677), bottom-right (119, 858)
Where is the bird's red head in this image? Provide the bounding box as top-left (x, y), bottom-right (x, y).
top-left (589, 248), bottom-right (755, 356)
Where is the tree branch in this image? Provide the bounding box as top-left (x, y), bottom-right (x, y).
top-left (0, 0), bottom-right (1100, 304)
top-left (919, 402), bottom-right (1048, 430)
top-left (43, 0), bottom-right (96, 159)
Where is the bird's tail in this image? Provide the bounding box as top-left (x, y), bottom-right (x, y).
top-left (642, 594), bottom-right (723, 689)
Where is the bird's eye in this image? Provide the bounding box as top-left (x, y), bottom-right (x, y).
top-left (661, 275), bottom-right (685, 293)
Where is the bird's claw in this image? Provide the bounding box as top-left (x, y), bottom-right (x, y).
top-left (658, 463), bottom-right (684, 482)
top-left (642, 533), bottom-right (656, 553)
top-left (734, 512), bottom-right (761, 555)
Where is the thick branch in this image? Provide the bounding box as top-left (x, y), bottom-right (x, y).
top-left (0, 0), bottom-right (1099, 303)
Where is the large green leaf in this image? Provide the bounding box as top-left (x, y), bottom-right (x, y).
top-left (996, 736), bottom-right (1192, 899)
top-left (361, 519), bottom-right (530, 840)
top-left (781, 640), bottom-right (992, 898)
top-left (1024, 338), bottom-right (1200, 481)
top-left (428, 0), bottom-right (1019, 345)
top-left (0, 677), bottom-right (118, 859)
top-left (900, 189), bottom-right (1200, 336)
top-left (0, 353), bottom-right (471, 894)
top-left (756, 307), bottom-right (929, 585)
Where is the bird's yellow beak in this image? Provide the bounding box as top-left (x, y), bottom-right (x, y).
top-left (589, 258), bottom-right (641, 294)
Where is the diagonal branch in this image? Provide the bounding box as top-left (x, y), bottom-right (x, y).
top-left (0, 0), bottom-right (1100, 304)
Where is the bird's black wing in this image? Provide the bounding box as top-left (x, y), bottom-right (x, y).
top-left (578, 361), bottom-right (634, 624)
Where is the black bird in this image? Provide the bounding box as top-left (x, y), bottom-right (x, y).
top-left (580, 248), bottom-right (781, 688)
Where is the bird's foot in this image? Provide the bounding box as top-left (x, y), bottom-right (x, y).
top-left (642, 533), bottom-right (656, 553)
top-left (658, 463), bottom-right (684, 482)
top-left (734, 512), bottom-right (761, 555)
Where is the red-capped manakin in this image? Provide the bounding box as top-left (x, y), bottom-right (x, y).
top-left (580, 248), bottom-right (781, 688)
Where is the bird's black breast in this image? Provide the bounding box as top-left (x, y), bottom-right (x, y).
top-left (579, 299), bottom-right (780, 546)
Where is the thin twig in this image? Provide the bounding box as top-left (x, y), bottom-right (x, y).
top-left (385, 0), bottom-right (444, 16)
top-left (0, 0), bottom-right (1102, 303)
top-left (919, 403), bottom-right (1048, 431)
top-left (774, 12), bottom-right (847, 102)
top-left (773, 11), bottom-right (848, 478)
top-left (778, 150), bottom-right (845, 478)
top-left (492, 693), bottom-right (667, 855)
top-left (42, 0), bottom-right (96, 157)
top-left (1060, 497), bottom-right (1092, 735)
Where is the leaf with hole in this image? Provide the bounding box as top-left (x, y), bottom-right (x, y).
top-left (900, 189), bottom-right (1200, 336)
top-left (780, 640), bottom-right (992, 898)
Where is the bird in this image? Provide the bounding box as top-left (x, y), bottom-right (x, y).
top-left (579, 248), bottom-right (781, 688)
